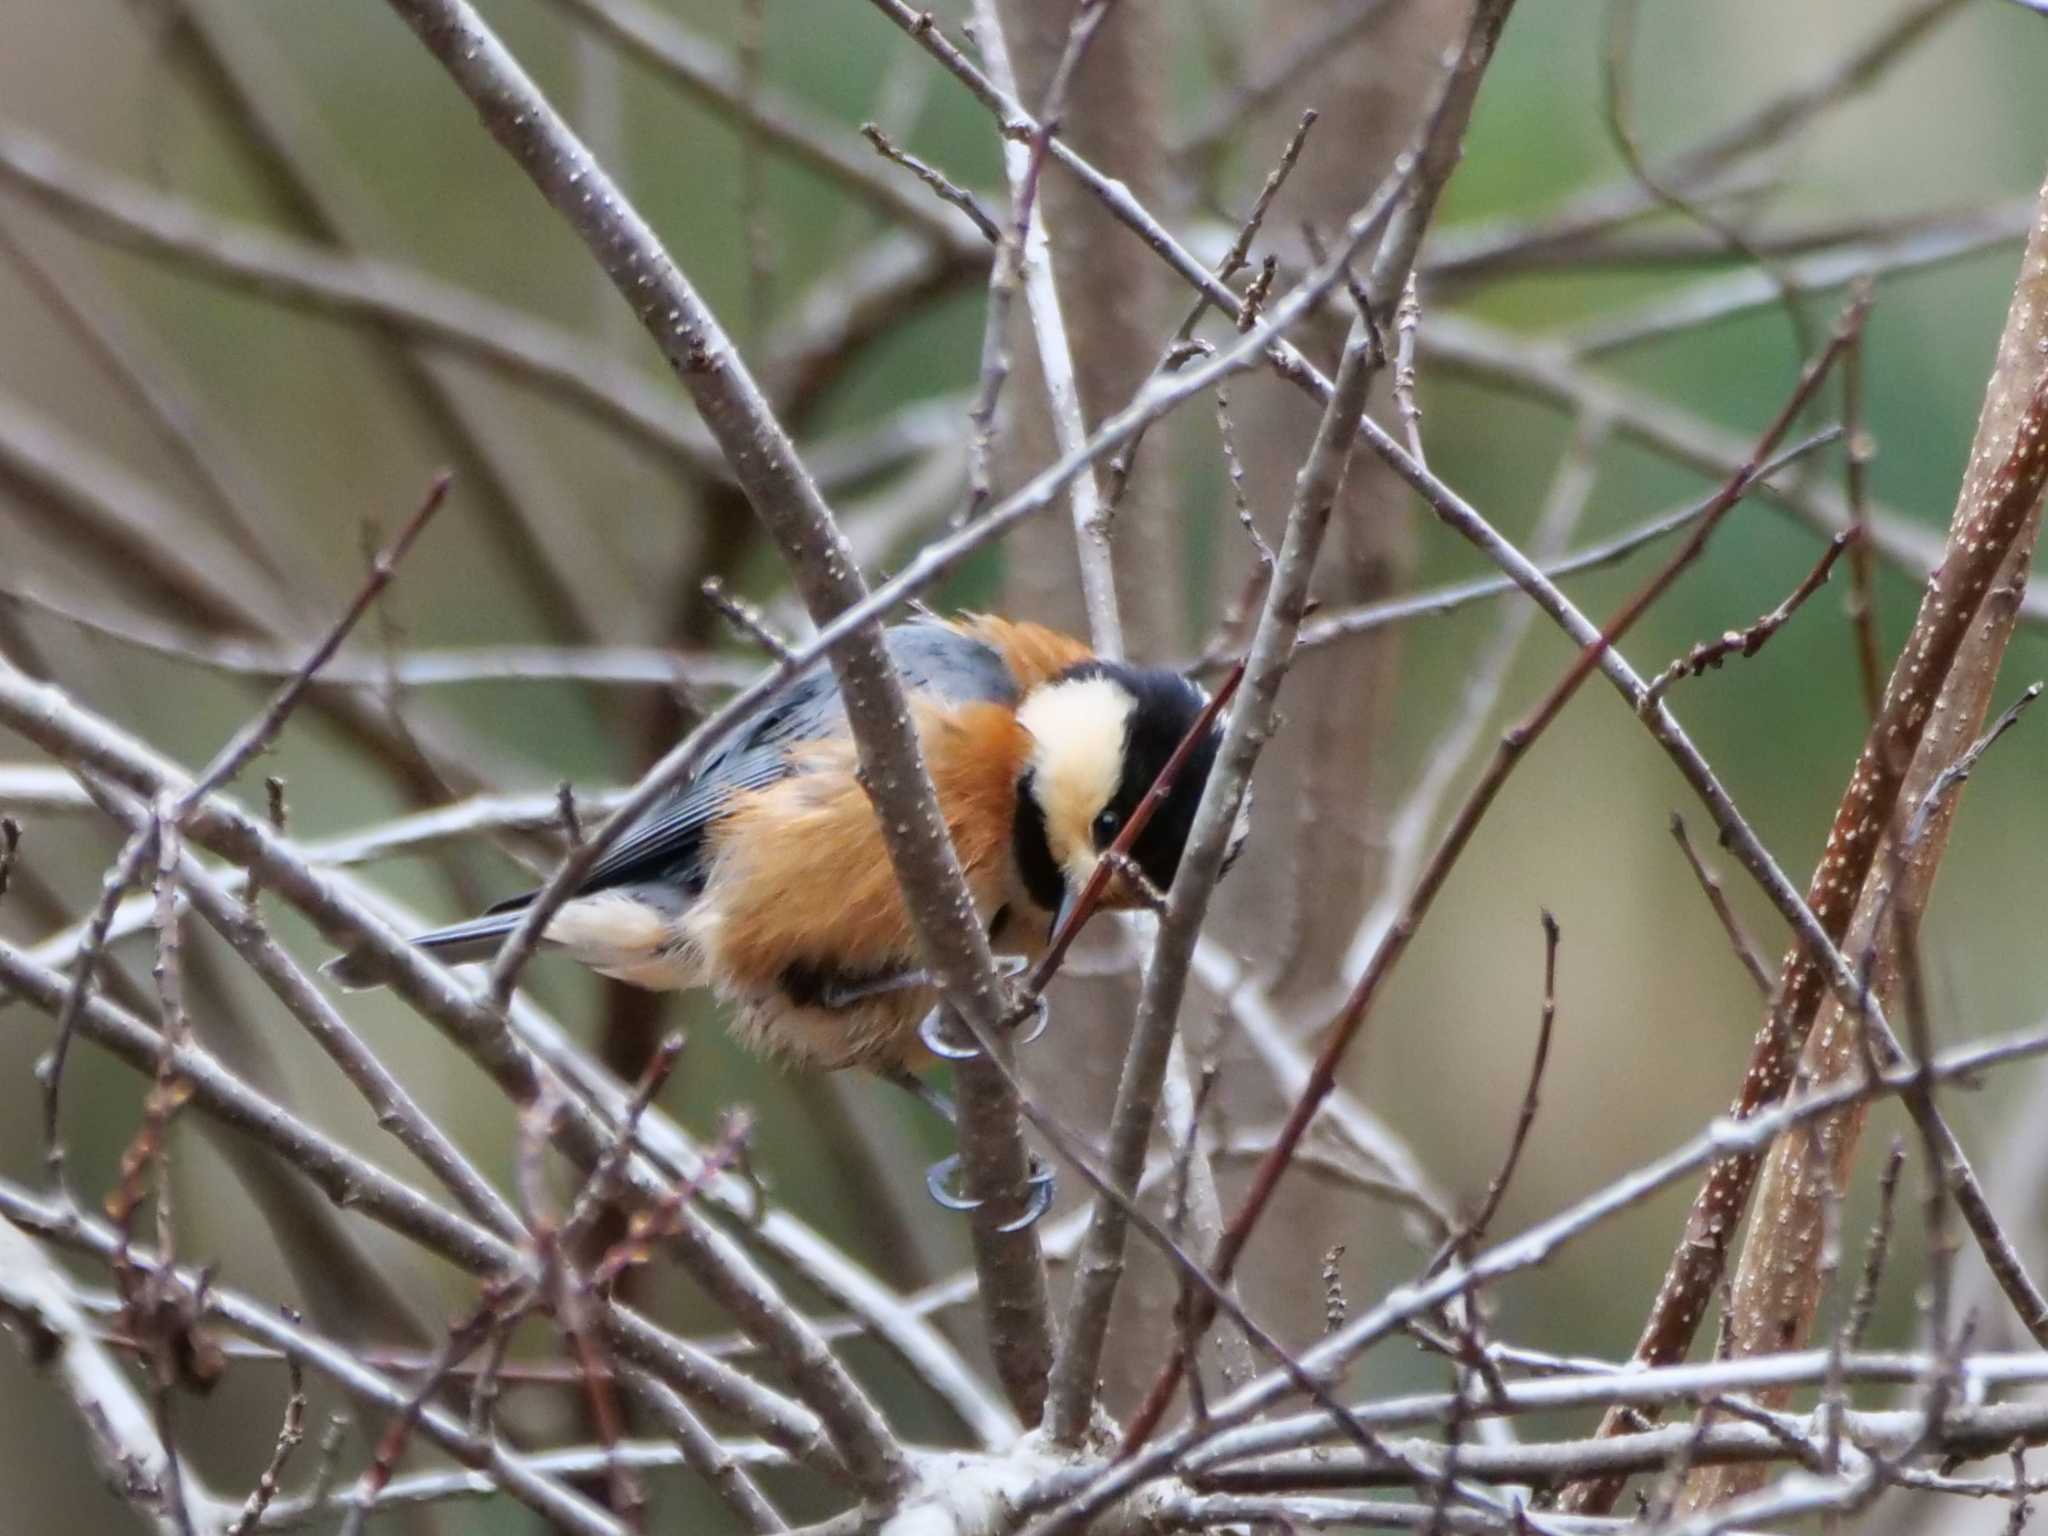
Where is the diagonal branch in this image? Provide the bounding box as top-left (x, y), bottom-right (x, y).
top-left (1669, 167), bottom-right (2048, 1517)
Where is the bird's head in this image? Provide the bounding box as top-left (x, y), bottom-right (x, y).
top-left (1012, 659), bottom-right (1248, 933)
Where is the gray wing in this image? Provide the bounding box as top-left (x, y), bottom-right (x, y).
top-left (495, 620), bottom-right (1017, 909)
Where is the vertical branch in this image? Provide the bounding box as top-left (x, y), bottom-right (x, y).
top-left (982, 0), bottom-right (1196, 1430)
top-left (992, 0), bottom-right (1185, 656)
top-left (379, 0), bottom-right (1052, 1437)
top-left (1046, 306), bottom-right (1384, 1446)
top-left (972, 0), bottom-right (1125, 657)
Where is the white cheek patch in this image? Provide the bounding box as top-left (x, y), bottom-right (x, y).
top-left (1016, 675), bottom-right (1133, 864)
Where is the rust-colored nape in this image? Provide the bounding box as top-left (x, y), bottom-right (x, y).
top-left (951, 613), bottom-right (1095, 693)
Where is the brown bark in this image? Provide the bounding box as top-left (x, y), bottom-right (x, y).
top-left (1677, 171), bottom-right (2048, 1511)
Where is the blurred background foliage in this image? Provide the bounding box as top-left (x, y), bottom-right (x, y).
top-left (3, 0), bottom-right (2048, 1529)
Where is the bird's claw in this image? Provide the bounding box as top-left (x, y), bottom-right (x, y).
top-left (925, 1153), bottom-right (980, 1210)
top-left (918, 1006), bottom-right (983, 1061)
top-left (998, 1157), bottom-right (1057, 1232)
top-left (923, 1153), bottom-right (1057, 1231)
top-left (1009, 991), bottom-right (1051, 1046)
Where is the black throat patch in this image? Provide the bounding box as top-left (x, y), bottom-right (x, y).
top-left (1055, 660), bottom-right (1219, 898)
top-left (1011, 768), bottom-right (1064, 917)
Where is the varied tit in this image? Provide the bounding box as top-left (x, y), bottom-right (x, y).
top-left (328, 614), bottom-right (1248, 1082)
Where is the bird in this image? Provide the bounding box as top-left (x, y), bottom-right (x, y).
top-left (327, 615), bottom-right (1247, 1097)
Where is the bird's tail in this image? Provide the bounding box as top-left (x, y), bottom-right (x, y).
top-left (322, 908), bottom-right (527, 991)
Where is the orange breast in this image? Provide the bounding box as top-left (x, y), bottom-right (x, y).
top-left (701, 697), bottom-right (1037, 999)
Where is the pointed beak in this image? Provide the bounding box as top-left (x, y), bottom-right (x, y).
top-left (1050, 885), bottom-right (1082, 944)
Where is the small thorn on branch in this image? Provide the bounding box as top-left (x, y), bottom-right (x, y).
top-left (246, 778), bottom-right (287, 915)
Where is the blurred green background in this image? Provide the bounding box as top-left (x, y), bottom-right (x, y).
top-left (3, 0), bottom-right (2048, 1530)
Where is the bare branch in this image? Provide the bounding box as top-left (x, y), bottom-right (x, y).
top-left (0, 1213), bottom-right (229, 1535)
top-left (1026, 1014), bottom-right (2048, 1532)
top-left (546, 0), bottom-right (981, 248)
top-left (1580, 175), bottom-right (2048, 1515)
top-left (970, 0), bottom-right (1123, 651)
top-left (1670, 814), bottom-right (1774, 997)
top-left (1125, 300), bottom-right (1864, 1456)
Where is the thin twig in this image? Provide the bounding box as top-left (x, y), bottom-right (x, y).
top-left (970, 0), bottom-right (1124, 652)
top-left (1170, 0), bottom-right (1393, 168)
top-left (1273, 431), bottom-right (1838, 665)
top-left (700, 577), bottom-right (796, 662)
top-left (38, 472), bottom-right (448, 1192)
top-left (860, 122), bottom-right (1002, 244)
top-left (547, 0), bottom-right (978, 248)
top-left (1394, 274), bottom-right (1426, 468)
top-left (1435, 912), bottom-right (1560, 1268)
top-left (227, 1335), bottom-right (307, 1536)
top-left (1103, 107), bottom-right (1318, 508)
top-left (1670, 815), bottom-right (1774, 997)
top-left (1643, 530), bottom-right (1854, 705)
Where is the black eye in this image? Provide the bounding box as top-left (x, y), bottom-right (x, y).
top-left (1092, 809), bottom-right (1120, 847)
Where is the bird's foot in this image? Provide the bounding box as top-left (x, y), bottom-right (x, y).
top-left (911, 960), bottom-right (1045, 1059)
top-left (923, 1152), bottom-right (1056, 1231)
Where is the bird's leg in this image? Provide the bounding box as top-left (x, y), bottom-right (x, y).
top-left (817, 968), bottom-right (935, 1009)
top-left (823, 953), bottom-right (1031, 1012)
top-left (881, 1066), bottom-right (955, 1124)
